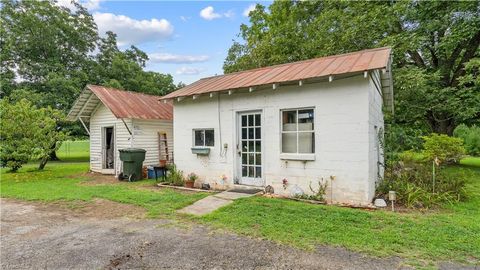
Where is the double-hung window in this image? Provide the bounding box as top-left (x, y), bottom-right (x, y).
top-left (281, 108), bottom-right (315, 154)
top-left (193, 129), bottom-right (214, 147)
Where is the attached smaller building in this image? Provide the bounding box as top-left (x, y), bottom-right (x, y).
top-left (68, 85), bottom-right (173, 175)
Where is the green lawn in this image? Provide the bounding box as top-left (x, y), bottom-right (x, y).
top-left (56, 140), bottom-right (90, 162)
top-left (1, 156), bottom-right (479, 268)
top-left (199, 159), bottom-right (480, 267)
top-left (0, 162), bottom-right (209, 217)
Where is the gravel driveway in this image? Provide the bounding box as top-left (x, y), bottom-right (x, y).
top-left (0, 198), bottom-right (468, 270)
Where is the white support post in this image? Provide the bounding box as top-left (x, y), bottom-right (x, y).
top-left (272, 83), bottom-right (278, 90)
top-left (329, 76), bottom-right (333, 82)
top-left (78, 116), bottom-right (90, 135)
top-left (298, 80), bottom-right (303, 86)
top-left (209, 93), bottom-right (215, 98)
top-left (364, 71), bottom-right (368, 78)
top-left (228, 90), bottom-right (233, 95)
top-left (192, 95), bottom-right (199, 100)
top-left (177, 97), bottom-right (184, 102)
top-left (249, 87), bottom-right (254, 92)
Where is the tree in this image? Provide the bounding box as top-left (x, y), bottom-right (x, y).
top-left (225, 1), bottom-right (480, 134)
top-left (0, 99), bottom-right (68, 171)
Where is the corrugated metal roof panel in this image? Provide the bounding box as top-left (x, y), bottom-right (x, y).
top-left (161, 47), bottom-right (391, 100)
top-left (68, 85), bottom-right (173, 120)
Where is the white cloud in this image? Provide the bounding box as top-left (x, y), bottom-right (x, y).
top-left (176, 67), bottom-right (206, 75)
top-left (56, 0), bottom-right (103, 11)
top-left (149, 53), bottom-right (209, 64)
top-left (200, 6), bottom-right (234, 20)
top-left (243, 4), bottom-right (256, 17)
top-left (93, 12), bottom-right (174, 46)
top-left (200, 6), bottom-right (221, 20)
top-left (180, 16), bottom-right (190, 22)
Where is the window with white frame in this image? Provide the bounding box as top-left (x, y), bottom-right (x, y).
top-left (281, 108), bottom-right (314, 154)
top-left (193, 129), bottom-right (214, 147)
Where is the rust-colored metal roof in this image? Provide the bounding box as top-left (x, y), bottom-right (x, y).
top-left (67, 85), bottom-right (173, 121)
top-left (161, 47), bottom-right (392, 100)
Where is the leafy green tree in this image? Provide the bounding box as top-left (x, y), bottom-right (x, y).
top-left (0, 99), bottom-right (68, 171)
top-left (225, 1), bottom-right (480, 134)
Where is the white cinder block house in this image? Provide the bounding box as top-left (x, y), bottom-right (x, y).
top-left (161, 47), bottom-right (393, 206)
top-left (68, 85), bottom-right (174, 176)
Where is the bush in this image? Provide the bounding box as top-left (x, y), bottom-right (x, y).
top-left (383, 124), bottom-right (426, 162)
top-left (422, 134), bottom-right (465, 164)
top-left (453, 124), bottom-right (480, 156)
top-left (167, 165), bottom-right (185, 186)
top-left (376, 159), bottom-right (467, 208)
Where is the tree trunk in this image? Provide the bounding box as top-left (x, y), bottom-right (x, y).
top-left (427, 116), bottom-right (455, 135)
top-left (38, 156), bottom-right (49, 170)
top-left (49, 147), bottom-right (60, 161)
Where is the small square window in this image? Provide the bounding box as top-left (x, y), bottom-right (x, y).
top-left (193, 129), bottom-right (214, 147)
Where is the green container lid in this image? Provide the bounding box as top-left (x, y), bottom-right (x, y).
top-left (119, 148), bottom-right (146, 153)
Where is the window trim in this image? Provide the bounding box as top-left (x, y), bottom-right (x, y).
top-left (280, 107), bottom-right (315, 156)
top-left (192, 128), bottom-right (215, 147)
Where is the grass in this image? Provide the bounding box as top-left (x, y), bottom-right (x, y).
top-left (56, 140), bottom-right (90, 162)
top-left (198, 158), bottom-right (480, 267)
top-left (1, 149), bottom-right (479, 268)
top-left (0, 162), bottom-right (209, 217)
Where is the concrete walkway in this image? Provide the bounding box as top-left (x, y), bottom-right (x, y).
top-left (178, 191), bottom-right (256, 216)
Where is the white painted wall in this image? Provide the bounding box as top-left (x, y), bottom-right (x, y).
top-left (89, 103), bottom-right (132, 175)
top-left (131, 119), bottom-right (174, 166)
top-left (174, 74), bottom-right (385, 205)
top-left (89, 103), bottom-right (173, 175)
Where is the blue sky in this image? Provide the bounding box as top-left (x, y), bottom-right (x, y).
top-left (61, 1), bottom-right (272, 84)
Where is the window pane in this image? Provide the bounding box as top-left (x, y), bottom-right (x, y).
top-left (194, 130), bottom-right (204, 146)
top-left (242, 115), bottom-right (247, 127)
top-left (248, 115), bottom-right (254, 126)
top-left (255, 153), bottom-right (261, 165)
top-left (255, 140), bottom-right (261, 153)
top-left (242, 128), bottom-right (247, 139)
top-left (248, 153), bottom-right (254, 164)
top-left (255, 127), bottom-right (261, 139)
top-left (298, 132), bottom-right (314, 153)
top-left (242, 141), bottom-right (247, 152)
top-left (248, 141), bottom-right (254, 152)
top-left (255, 114), bottom-right (260, 126)
top-left (298, 109), bottom-right (314, 130)
top-left (242, 154), bottom-right (247, 164)
top-left (205, 130), bottom-right (214, 146)
top-left (282, 110), bottom-right (297, 131)
top-left (255, 166), bottom-right (262, 178)
top-left (282, 133), bottom-right (297, 153)
top-left (248, 166), bottom-right (255, 177)
top-left (248, 128), bottom-right (254, 139)
top-left (242, 166), bottom-right (247, 177)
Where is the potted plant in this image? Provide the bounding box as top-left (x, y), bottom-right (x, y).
top-left (185, 172), bottom-right (198, 188)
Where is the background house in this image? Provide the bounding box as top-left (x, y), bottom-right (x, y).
top-left (161, 47), bottom-right (393, 206)
top-left (68, 85), bottom-right (173, 176)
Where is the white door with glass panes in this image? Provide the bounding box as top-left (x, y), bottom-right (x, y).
top-left (237, 112), bottom-right (263, 186)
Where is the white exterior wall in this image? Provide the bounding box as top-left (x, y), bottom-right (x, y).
top-left (367, 70), bottom-right (385, 200)
top-left (89, 103), bottom-right (132, 175)
top-left (174, 75), bottom-right (384, 205)
top-left (131, 119), bottom-right (174, 166)
top-left (89, 103), bottom-right (174, 175)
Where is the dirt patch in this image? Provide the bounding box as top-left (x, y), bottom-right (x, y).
top-left (9, 198), bottom-right (146, 219)
top-left (76, 172), bottom-right (120, 186)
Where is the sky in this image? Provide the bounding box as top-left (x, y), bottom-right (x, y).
top-left (59, 0), bottom-right (272, 85)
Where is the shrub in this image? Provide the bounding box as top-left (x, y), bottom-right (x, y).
top-left (0, 99), bottom-right (68, 172)
top-left (453, 124), bottom-right (480, 156)
top-left (167, 165), bottom-right (185, 186)
top-left (383, 124), bottom-right (426, 162)
top-left (422, 134), bottom-right (465, 164)
top-left (376, 158), bottom-right (467, 208)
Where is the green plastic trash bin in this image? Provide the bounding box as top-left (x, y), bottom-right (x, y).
top-left (119, 148), bottom-right (146, 181)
